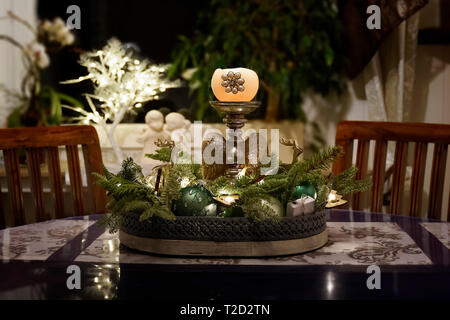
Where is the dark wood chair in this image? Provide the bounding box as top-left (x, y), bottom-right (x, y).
top-left (0, 125), bottom-right (107, 228)
top-left (333, 121), bottom-right (450, 221)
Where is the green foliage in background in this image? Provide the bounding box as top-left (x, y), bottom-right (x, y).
top-left (169, 0), bottom-right (345, 123)
top-left (2, 84), bottom-right (84, 128)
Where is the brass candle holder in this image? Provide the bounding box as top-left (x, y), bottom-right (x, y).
top-left (210, 101), bottom-right (261, 177)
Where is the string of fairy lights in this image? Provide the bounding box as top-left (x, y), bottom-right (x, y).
top-left (61, 38), bottom-right (180, 162)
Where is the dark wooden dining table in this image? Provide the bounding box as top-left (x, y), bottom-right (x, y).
top-left (0, 209), bottom-right (449, 300)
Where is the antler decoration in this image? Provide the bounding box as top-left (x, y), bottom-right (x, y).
top-left (280, 137), bottom-right (303, 164)
top-left (155, 138), bottom-right (175, 148)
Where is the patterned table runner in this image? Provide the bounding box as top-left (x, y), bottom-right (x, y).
top-left (0, 218), bottom-right (94, 261)
top-left (75, 222), bottom-right (431, 265)
top-left (420, 223), bottom-right (450, 250)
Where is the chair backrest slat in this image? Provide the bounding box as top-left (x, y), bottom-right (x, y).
top-left (409, 142), bottom-right (428, 217)
top-left (371, 140), bottom-right (387, 212)
top-left (390, 141), bottom-right (408, 214)
top-left (353, 139), bottom-right (370, 210)
top-left (66, 145), bottom-right (85, 216)
top-left (3, 149), bottom-right (25, 226)
top-left (47, 147), bottom-right (65, 218)
top-left (82, 144), bottom-right (107, 214)
top-left (428, 143), bottom-right (448, 220)
top-left (0, 192), bottom-right (4, 229)
top-left (448, 193), bottom-right (450, 222)
top-left (334, 121), bottom-right (450, 220)
top-left (334, 137), bottom-right (353, 175)
top-left (26, 148), bottom-right (46, 222)
top-left (0, 126), bottom-right (106, 227)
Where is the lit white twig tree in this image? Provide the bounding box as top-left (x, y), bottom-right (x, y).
top-left (62, 38), bottom-right (180, 163)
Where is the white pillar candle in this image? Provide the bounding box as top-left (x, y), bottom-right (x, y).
top-left (211, 67), bottom-right (259, 101)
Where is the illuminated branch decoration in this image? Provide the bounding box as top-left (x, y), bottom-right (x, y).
top-left (62, 38), bottom-right (181, 163)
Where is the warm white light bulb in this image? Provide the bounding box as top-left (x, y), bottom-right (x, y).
top-left (180, 178), bottom-right (190, 188)
top-left (328, 193), bottom-right (337, 202)
top-left (223, 196), bottom-right (236, 205)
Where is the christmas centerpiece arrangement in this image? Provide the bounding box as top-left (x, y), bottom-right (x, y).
top-left (96, 67), bottom-right (370, 257)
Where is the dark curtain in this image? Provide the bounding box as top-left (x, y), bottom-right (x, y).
top-left (339, 0), bottom-right (428, 79)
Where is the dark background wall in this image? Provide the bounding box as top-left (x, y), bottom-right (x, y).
top-left (38, 0), bottom-right (206, 122)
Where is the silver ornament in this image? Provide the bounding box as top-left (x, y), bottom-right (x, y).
top-left (220, 71), bottom-right (245, 94)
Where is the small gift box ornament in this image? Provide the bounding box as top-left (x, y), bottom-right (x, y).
top-left (302, 196), bottom-right (315, 214)
top-left (286, 198), bottom-right (304, 217)
top-left (286, 195), bottom-right (315, 217)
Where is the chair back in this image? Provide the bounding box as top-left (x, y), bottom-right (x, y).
top-left (0, 125), bottom-right (107, 228)
top-left (333, 121), bottom-right (450, 221)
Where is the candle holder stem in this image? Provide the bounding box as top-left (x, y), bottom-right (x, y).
top-left (209, 101), bottom-right (261, 178)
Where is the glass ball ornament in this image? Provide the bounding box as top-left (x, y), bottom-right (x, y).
top-left (291, 182), bottom-right (316, 200)
top-left (171, 185), bottom-right (217, 216)
top-left (259, 196), bottom-right (284, 217)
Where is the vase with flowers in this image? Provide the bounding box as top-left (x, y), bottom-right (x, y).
top-left (0, 11), bottom-right (82, 128)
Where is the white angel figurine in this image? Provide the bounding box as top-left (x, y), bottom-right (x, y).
top-left (137, 110), bottom-right (169, 172)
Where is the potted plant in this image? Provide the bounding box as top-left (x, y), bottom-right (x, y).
top-left (0, 12), bottom-right (82, 128)
top-left (168, 0), bottom-right (345, 128)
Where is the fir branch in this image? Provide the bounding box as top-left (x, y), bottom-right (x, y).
top-left (94, 157), bottom-right (176, 233)
top-left (332, 167), bottom-right (372, 196)
top-left (284, 146), bottom-right (343, 204)
top-left (146, 147), bottom-right (172, 163)
top-left (208, 176), bottom-right (232, 196)
top-left (159, 164), bottom-right (201, 205)
top-left (315, 184), bottom-right (330, 210)
top-left (240, 175), bottom-right (288, 202)
top-left (117, 157), bottom-right (144, 181)
top-left (102, 165), bottom-right (114, 180)
top-left (96, 175), bottom-right (150, 200)
top-left (140, 205), bottom-right (175, 222)
top-left (232, 174), bottom-right (256, 190)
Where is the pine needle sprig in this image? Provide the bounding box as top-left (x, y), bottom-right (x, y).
top-left (95, 157), bottom-right (176, 232)
top-left (332, 167), bottom-right (372, 196)
top-left (146, 147), bottom-right (172, 163)
top-left (315, 184), bottom-right (331, 210)
top-left (117, 157), bottom-right (145, 181)
top-left (159, 164), bottom-right (202, 205)
top-left (240, 175), bottom-right (288, 203)
top-left (282, 146), bottom-right (343, 205)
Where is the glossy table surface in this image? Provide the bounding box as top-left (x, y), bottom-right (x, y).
top-left (0, 209), bottom-right (449, 299)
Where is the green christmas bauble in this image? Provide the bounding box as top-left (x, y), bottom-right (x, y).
top-left (291, 182), bottom-right (316, 200)
top-left (171, 185), bottom-right (217, 216)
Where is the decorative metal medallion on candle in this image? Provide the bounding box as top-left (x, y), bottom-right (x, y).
top-left (211, 67), bottom-right (259, 101)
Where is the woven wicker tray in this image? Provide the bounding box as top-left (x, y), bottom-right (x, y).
top-left (119, 210), bottom-right (328, 257)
